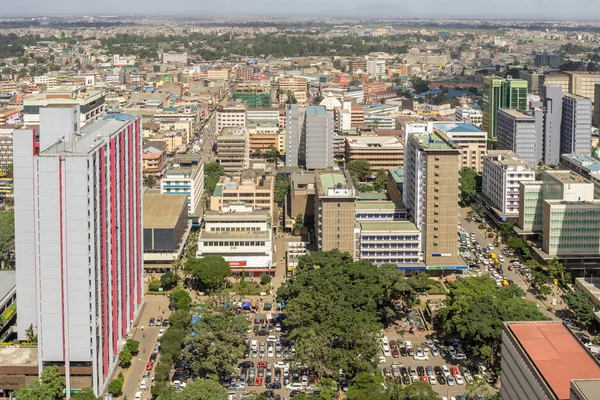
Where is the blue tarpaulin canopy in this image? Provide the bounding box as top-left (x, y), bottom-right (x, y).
top-left (242, 302), bottom-right (252, 309)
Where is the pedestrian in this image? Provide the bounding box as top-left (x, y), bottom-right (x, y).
top-left (143, 348), bottom-right (146, 354)
top-left (143, 333), bottom-right (145, 339)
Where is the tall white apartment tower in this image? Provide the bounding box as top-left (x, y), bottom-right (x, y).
top-left (13, 105), bottom-right (144, 397)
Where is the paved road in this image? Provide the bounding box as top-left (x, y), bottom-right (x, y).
top-left (457, 208), bottom-right (558, 320)
top-left (122, 295), bottom-right (171, 400)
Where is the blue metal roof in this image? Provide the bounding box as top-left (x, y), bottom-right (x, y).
top-left (562, 154), bottom-right (600, 172)
top-left (306, 106), bottom-right (326, 115)
top-left (434, 122), bottom-right (484, 134)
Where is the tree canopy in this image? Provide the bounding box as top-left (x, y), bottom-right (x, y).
top-left (160, 271), bottom-right (179, 290)
top-left (346, 160), bottom-right (372, 183)
top-left (277, 250), bottom-right (410, 377)
top-left (274, 173), bottom-right (290, 204)
top-left (458, 167), bottom-right (479, 205)
top-left (169, 288), bottom-right (192, 310)
top-left (204, 161), bottom-right (225, 193)
top-left (437, 276), bottom-right (548, 362)
top-left (565, 290), bottom-right (595, 328)
top-left (13, 367), bottom-right (65, 400)
top-left (185, 255), bottom-right (231, 292)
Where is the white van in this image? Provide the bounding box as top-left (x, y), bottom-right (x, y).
top-left (287, 382), bottom-right (304, 391)
top-left (251, 340), bottom-right (258, 351)
top-left (139, 379), bottom-right (148, 390)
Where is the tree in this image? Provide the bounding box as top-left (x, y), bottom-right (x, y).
top-left (13, 366), bottom-right (65, 400)
top-left (373, 170), bottom-right (387, 192)
top-left (530, 270), bottom-right (548, 291)
top-left (2, 163), bottom-right (12, 178)
top-left (169, 288), bottom-right (192, 310)
top-left (125, 339), bottom-right (140, 355)
top-left (169, 309), bottom-right (192, 330)
top-left (346, 160), bottom-right (372, 183)
top-left (107, 379), bottom-right (123, 397)
top-left (546, 257), bottom-right (564, 281)
top-left (459, 167), bottom-right (478, 205)
top-left (161, 271), bottom-right (178, 290)
top-left (507, 237), bottom-right (531, 259)
top-left (498, 220), bottom-right (515, 240)
top-left (260, 273), bottom-right (271, 285)
top-left (172, 378), bottom-right (228, 400)
top-left (185, 255), bottom-right (231, 292)
top-left (118, 347), bottom-right (132, 368)
top-left (285, 91), bottom-right (297, 104)
top-left (204, 161), bottom-right (225, 193)
top-left (274, 174), bottom-right (290, 204)
top-left (347, 372), bottom-right (387, 400)
top-left (539, 285), bottom-right (552, 297)
top-left (437, 276), bottom-right (548, 361)
top-left (565, 290), bottom-right (595, 327)
top-left (71, 388), bottom-right (99, 400)
top-left (265, 144), bottom-right (279, 160)
top-left (0, 211), bottom-right (15, 266)
top-left (387, 379), bottom-right (441, 400)
top-left (294, 213), bottom-right (305, 231)
top-left (24, 322), bottom-right (36, 343)
top-left (465, 377), bottom-right (490, 398)
top-left (143, 174), bottom-right (157, 188)
top-left (409, 76), bottom-right (431, 94)
top-left (149, 279), bottom-right (161, 292)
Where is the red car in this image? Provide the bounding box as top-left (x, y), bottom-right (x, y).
top-left (420, 375), bottom-right (429, 383)
top-left (258, 361), bottom-right (268, 369)
top-left (256, 376), bottom-right (263, 386)
top-left (146, 361), bottom-right (154, 370)
top-left (392, 348), bottom-right (400, 358)
top-left (409, 326), bottom-right (426, 334)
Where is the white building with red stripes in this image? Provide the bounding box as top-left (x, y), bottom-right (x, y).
top-left (13, 105), bottom-right (143, 397)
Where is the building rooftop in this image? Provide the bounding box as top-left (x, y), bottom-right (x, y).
top-left (499, 108), bottom-right (534, 120)
top-left (570, 379), bottom-right (600, 400)
top-left (0, 347), bottom-right (37, 366)
top-left (345, 136), bottom-right (403, 147)
top-left (199, 230), bottom-right (270, 239)
top-left (143, 194), bottom-right (188, 229)
top-left (545, 170), bottom-right (590, 185)
top-left (507, 321), bottom-right (600, 400)
top-left (204, 210), bottom-right (270, 221)
top-left (358, 193), bottom-right (389, 201)
top-left (388, 168), bottom-right (404, 184)
top-left (410, 131), bottom-right (458, 151)
top-left (316, 171), bottom-right (356, 198)
top-left (306, 106), bottom-right (326, 115)
top-left (356, 200), bottom-right (405, 210)
top-left (358, 221), bottom-right (418, 232)
top-left (41, 114), bottom-right (136, 156)
top-left (562, 154), bottom-right (600, 173)
top-left (434, 122), bottom-right (485, 134)
top-left (486, 150), bottom-right (532, 167)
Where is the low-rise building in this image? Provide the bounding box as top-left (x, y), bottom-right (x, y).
top-left (285, 172), bottom-right (315, 231)
top-left (345, 136), bottom-right (404, 171)
top-left (482, 151), bottom-right (535, 219)
top-left (434, 122), bottom-right (488, 173)
top-left (142, 141), bottom-right (168, 175)
top-left (197, 204), bottom-right (273, 277)
top-left (286, 241), bottom-right (308, 276)
top-left (355, 221), bottom-right (421, 265)
top-left (560, 154), bottom-right (600, 199)
top-left (143, 193), bottom-right (190, 264)
top-left (210, 170), bottom-right (274, 215)
top-left (216, 103), bottom-right (247, 134)
top-left (217, 126), bottom-right (250, 174)
top-left (501, 321), bottom-right (600, 400)
top-left (160, 154), bottom-right (204, 218)
top-left (454, 105), bottom-right (483, 127)
top-left (386, 168), bottom-right (404, 202)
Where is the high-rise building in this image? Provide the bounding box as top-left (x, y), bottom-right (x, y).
top-left (366, 59), bottom-right (386, 78)
top-left (433, 122), bottom-right (488, 173)
top-left (541, 86), bottom-right (563, 165)
top-left (314, 170), bottom-right (358, 255)
top-left (594, 83), bottom-right (600, 128)
top-left (216, 126), bottom-right (250, 174)
top-left (215, 103), bottom-right (247, 135)
top-left (403, 130), bottom-right (460, 266)
top-left (482, 76), bottom-right (528, 139)
top-left (501, 321), bottom-right (600, 400)
top-left (534, 52), bottom-right (562, 68)
top-left (304, 106), bottom-right (334, 170)
top-left (285, 104), bottom-right (305, 167)
top-left (160, 154), bottom-right (204, 216)
top-left (482, 151), bottom-right (535, 216)
top-left (13, 105), bottom-right (143, 396)
top-left (561, 94), bottom-right (592, 155)
top-left (565, 71), bottom-right (600, 99)
top-left (497, 108), bottom-right (542, 167)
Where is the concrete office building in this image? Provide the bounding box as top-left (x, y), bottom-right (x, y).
top-left (482, 76), bottom-right (528, 139)
top-left (594, 84), bottom-right (600, 128)
top-left (541, 86), bottom-right (564, 165)
top-left (497, 109), bottom-right (542, 167)
top-left (539, 74), bottom-right (570, 98)
top-left (161, 52), bottom-right (188, 64)
top-left (454, 105), bottom-right (483, 127)
top-left (197, 204), bottom-right (273, 276)
top-left (519, 70), bottom-right (541, 95)
top-left (234, 82), bottom-right (272, 108)
top-left (0, 128), bottom-right (13, 171)
top-left (23, 86), bottom-right (106, 126)
top-left (13, 106), bottom-right (143, 396)
top-left (482, 151), bottom-right (535, 217)
top-left (501, 321), bottom-right (600, 400)
top-left (285, 172), bottom-right (315, 231)
top-left (366, 59), bottom-right (386, 78)
top-left (143, 193), bottom-right (190, 263)
top-left (565, 71), bottom-right (600, 99)
top-left (314, 171), bottom-right (358, 255)
top-left (560, 154), bottom-right (600, 199)
top-left (387, 168), bottom-right (404, 202)
top-left (304, 106), bottom-right (334, 170)
top-left (278, 77), bottom-right (308, 104)
top-left (160, 154), bottom-right (204, 217)
top-left (285, 104), bottom-right (305, 167)
top-left (210, 170), bottom-right (274, 215)
top-left (434, 122), bottom-right (488, 173)
top-left (561, 94), bottom-right (592, 155)
top-left (216, 126), bottom-right (250, 174)
top-left (345, 136), bottom-right (404, 171)
top-left (355, 221), bottom-right (421, 265)
top-left (534, 52), bottom-right (562, 68)
top-left (216, 103), bottom-right (247, 134)
top-left (403, 131), bottom-right (461, 266)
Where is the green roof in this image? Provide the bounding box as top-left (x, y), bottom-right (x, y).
top-left (319, 173), bottom-right (348, 193)
top-left (358, 193), bottom-right (389, 200)
top-left (356, 201), bottom-right (405, 210)
top-left (213, 185), bottom-right (223, 197)
top-left (388, 168), bottom-right (404, 184)
top-left (359, 221), bottom-right (419, 232)
top-left (412, 132), bottom-right (453, 150)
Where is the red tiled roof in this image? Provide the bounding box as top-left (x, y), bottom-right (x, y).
top-left (509, 322), bottom-right (600, 400)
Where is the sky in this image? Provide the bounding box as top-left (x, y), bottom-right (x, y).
top-left (2, 0), bottom-right (599, 19)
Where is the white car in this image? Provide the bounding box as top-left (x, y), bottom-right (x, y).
top-left (135, 392), bottom-right (143, 400)
top-left (441, 365), bottom-right (450, 375)
top-left (429, 375), bottom-right (437, 385)
top-left (268, 348), bottom-right (274, 358)
top-left (158, 329), bottom-right (165, 338)
top-left (455, 375), bottom-right (464, 385)
top-left (379, 355), bottom-right (386, 363)
top-left (405, 340), bottom-right (413, 349)
top-left (140, 379), bottom-right (148, 390)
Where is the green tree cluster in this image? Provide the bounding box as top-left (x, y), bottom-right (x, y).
top-left (277, 250), bottom-right (415, 377)
top-left (437, 276), bottom-right (548, 365)
top-left (458, 167), bottom-right (480, 205)
top-left (346, 160), bottom-right (372, 184)
top-left (169, 288), bottom-right (192, 310)
top-left (274, 173), bottom-right (291, 203)
top-left (204, 162), bottom-right (225, 194)
top-left (118, 347), bottom-right (132, 368)
top-left (160, 271), bottom-right (178, 290)
top-left (565, 290), bottom-right (595, 328)
top-left (409, 76), bottom-right (431, 94)
top-left (185, 255), bottom-right (231, 292)
top-left (13, 367), bottom-right (65, 400)
top-left (0, 211), bottom-right (15, 265)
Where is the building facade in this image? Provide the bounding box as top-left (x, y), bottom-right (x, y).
top-left (497, 109), bottom-right (542, 167)
top-left (160, 154), bottom-right (205, 216)
top-left (344, 136), bottom-right (404, 171)
top-left (403, 131), bottom-right (460, 266)
top-left (304, 106), bottom-right (334, 170)
top-left (483, 151), bottom-right (535, 215)
top-left (13, 106), bottom-right (143, 396)
top-left (215, 103), bottom-right (247, 134)
top-left (216, 126), bottom-right (250, 174)
top-left (561, 94), bottom-right (592, 155)
top-left (434, 123), bottom-right (488, 173)
top-left (482, 76), bottom-right (528, 139)
top-left (210, 170), bottom-right (274, 215)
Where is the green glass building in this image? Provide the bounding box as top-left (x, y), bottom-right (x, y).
top-left (482, 76), bottom-right (528, 140)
